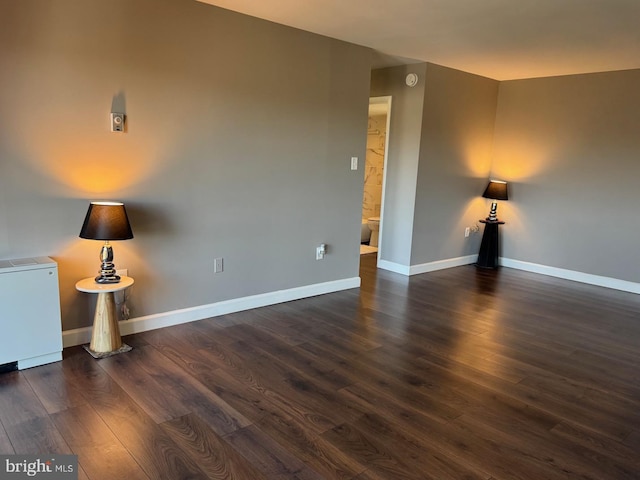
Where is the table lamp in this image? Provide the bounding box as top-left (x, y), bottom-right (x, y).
top-left (79, 201), bottom-right (133, 283)
top-left (482, 180), bottom-right (508, 222)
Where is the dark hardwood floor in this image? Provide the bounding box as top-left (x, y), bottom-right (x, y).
top-left (1, 253), bottom-right (639, 479)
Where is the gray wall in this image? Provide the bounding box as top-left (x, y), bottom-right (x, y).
top-left (371, 63), bottom-right (639, 286)
top-left (0, 0), bottom-right (372, 330)
top-left (411, 63), bottom-right (499, 265)
top-left (370, 63), bottom-right (498, 268)
top-left (492, 69), bottom-right (640, 282)
top-left (370, 64), bottom-right (426, 266)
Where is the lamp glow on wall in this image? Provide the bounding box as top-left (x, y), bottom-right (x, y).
top-left (79, 201), bottom-right (133, 283)
top-left (482, 180), bottom-right (508, 222)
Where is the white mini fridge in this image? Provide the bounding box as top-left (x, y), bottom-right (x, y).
top-left (0, 257), bottom-right (63, 369)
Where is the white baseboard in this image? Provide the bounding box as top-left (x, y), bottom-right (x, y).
top-left (378, 255), bottom-right (478, 276)
top-left (409, 255), bottom-right (478, 275)
top-left (63, 276), bottom-right (361, 348)
top-left (378, 254), bottom-right (640, 295)
top-left (500, 258), bottom-right (640, 295)
top-left (376, 259), bottom-right (411, 275)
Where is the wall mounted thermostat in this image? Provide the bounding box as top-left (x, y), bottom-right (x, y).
top-left (405, 73), bottom-right (418, 87)
top-left (110, 113), bottom-right (125, 132)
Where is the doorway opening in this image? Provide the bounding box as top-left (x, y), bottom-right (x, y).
top-left (360, 96), bottom-right (391, 260)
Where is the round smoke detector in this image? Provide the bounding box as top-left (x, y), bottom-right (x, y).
top-left (405, 73), bottom-right (418, 87)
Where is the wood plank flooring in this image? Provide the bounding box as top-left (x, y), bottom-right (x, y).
top-left (2, 253), bottom-right (639, 479)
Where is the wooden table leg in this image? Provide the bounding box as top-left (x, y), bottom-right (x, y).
top-left (89, 292), bottom-right (122, 353)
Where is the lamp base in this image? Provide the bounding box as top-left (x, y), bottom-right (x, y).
top-left (486, 201), bottom-right (499, 222)
top-left (96, 242), bottom-right (120, 283)
top-left (95, 274), bottom-right (121, 284)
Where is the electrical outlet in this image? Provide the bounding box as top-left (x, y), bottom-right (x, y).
top-left (316, 244), bottom-right (326, 260)
top-left (464, 227), bottom-right (470, 238)
top-left (350, 157), bottom-right (358, 170)
top-left (116, 268), bottom-right (128, 277)
top-left (214, 257), bottom-right (223, 273)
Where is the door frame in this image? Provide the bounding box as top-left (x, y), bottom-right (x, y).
top-left (368, 96), bottom-right (392, 264)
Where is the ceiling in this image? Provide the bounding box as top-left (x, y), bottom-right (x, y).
top-left (196, 0), bottom-right (640, 81)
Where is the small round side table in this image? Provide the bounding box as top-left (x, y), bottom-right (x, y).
top-left (75, 276), bottom-right (134, 358)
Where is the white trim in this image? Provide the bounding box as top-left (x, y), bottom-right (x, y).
top-left (501, 258), bottom-right (640, 294)
top-left (377, 259), bottom-right (411, 275)
top-left (409, 255), bottom-right (478, 275)
top-left (377, 255), bottom-right (478, 276)
top-left (63, 277), bottom-right (361, 348)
